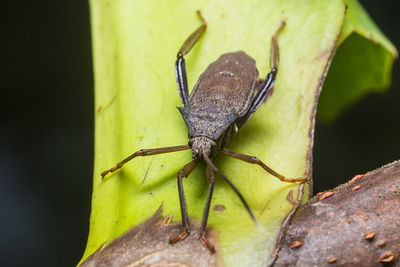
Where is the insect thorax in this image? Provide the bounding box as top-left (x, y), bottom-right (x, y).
top-left (179, 106), bottom-right (237, 139)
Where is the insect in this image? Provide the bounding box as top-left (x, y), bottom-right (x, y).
top-left (101, 11), bottom-right (307, 253)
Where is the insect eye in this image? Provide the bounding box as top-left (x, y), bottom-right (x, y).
top-left (188, 139), bottom-right (194, 146)
top-left (210, 141), bottom-right (217, 150)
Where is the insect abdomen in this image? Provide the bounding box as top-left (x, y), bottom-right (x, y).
top-left (188, 51), bottom-right (259, 117)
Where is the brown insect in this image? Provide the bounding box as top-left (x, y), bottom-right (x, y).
top-left (101, 11), bottom-right (306, 253)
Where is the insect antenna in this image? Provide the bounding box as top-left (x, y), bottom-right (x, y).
top-left (203, 153), bottom-right (260, 229)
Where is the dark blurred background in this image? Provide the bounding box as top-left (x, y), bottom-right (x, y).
top-left (0, 1), bottom-right (398, 266)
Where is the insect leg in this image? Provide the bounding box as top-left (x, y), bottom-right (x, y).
top-left (199, 165), bottom-right (216, 253)
top-left (247, 71), bottom-right (276, 117)
top-left (175, 11), bottom-right (207, 106)
top-left (269, 21), bottom-right (286, 75)
top-left (101, 144), bottom-right (190, 178)
top-left (237, 22), bottom-right (286, 128)
top-left (253, 22), bottom-right (286, 111)
top-left (170, 158), bottom-right (200, 244)
top-left (221, 148), bottom-right (307, 183)
top-left (203, 154), bottom-right (260, 228)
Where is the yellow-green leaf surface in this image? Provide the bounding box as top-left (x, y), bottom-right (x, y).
top-left (318, 0), bottom-right (398, 121)
top-left (82, 1), bottom-right (345, 266)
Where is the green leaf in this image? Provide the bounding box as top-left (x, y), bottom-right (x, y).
top-left (81, 1), bottom-right (346, 266)
top-left (318, 0), bottom-right (398, 122)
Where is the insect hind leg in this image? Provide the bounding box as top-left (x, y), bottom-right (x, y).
top-left (237, 22), bottom-right (286, 129)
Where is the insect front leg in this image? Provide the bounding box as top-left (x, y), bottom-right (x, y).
top-left (203, 154), bottom-right (259, 227)
top-left (101, 145), bottom-right (190, 178)
top-left (175, 11), bottom-right (207, 106)
top-left (170, 159), bottom-right (199, 245)
top-left (199, 165), bottom-right (216, 253)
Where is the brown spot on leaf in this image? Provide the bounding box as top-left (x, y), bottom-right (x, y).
top-left (96, 95), bottom-right (117, 115)
top-left (377, 240), bottom-right (386, 247)
top-left (351, 185), bottom-right (362, 192)
top-left (328, 257), bottom-right (337, 263)
top-left (378, 252), bottom-right (394, 263)
top-left (364, 231), bottom-right (376, 240)
top-left (349, 174), bottom-right (366, 185)
top-left (213, 204), bottom-right (226, 212)
top-left (290, 241), bottom-right (303, 248)
top-left (320, 191), bottom-right (337, 200)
